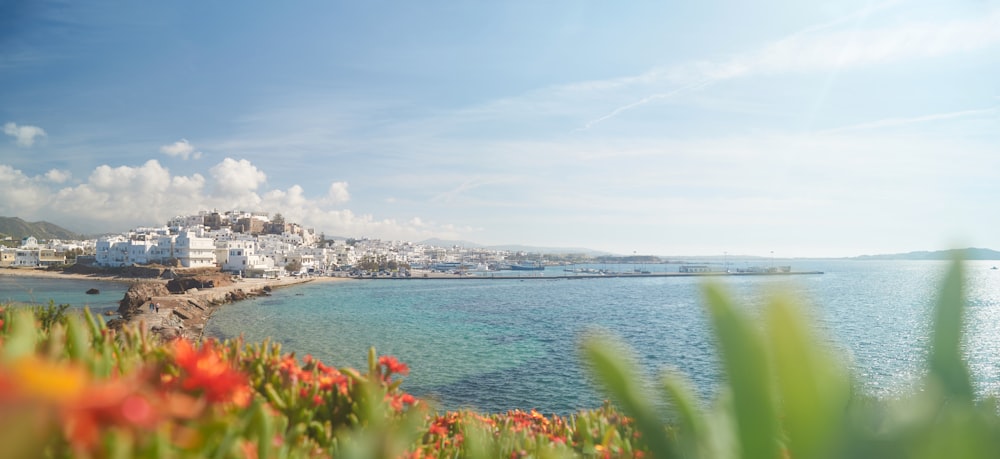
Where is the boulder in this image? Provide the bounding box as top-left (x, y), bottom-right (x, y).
top-left (117, 281), bottom-right (170, 319)
top-left (85, 288), bottom-right (100, 295)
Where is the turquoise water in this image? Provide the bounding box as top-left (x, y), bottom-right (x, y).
top-left (0, 276), bottom-right (129, 314)
top-left (200, 260), bottom-right (1000, 414)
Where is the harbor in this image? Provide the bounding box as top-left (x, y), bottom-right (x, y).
top-left (360, 266), bottom-right (824, 280)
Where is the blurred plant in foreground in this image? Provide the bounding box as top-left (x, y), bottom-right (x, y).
top-left (1, 258), bottom-right (994, 458)
top-left (585, 258), bottom-right (1000, 458)
top-left (0, 303), bottom-right (639, 458)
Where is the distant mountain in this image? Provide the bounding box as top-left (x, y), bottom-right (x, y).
top-left (418, 238), bottom-right (611, 256)
top-left (0, 216), bottom-right (82, 241)
top-left (418, 238), bottom-right (485, 249)
top-left (853, 248), bottom-right (1000, 260)
top-left (483, 244), bottom-right (613, 256)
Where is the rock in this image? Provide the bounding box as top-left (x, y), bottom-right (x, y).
top-left (172, 309), bottom-right (191, 320)
top-left (86, 288), bottom-right (100, 295)
top-left (227, 289), bottom-right (248, 301)
top-left (154, 327), bottom-right (181, 340)
top-left (117, 281), bottom-right (170, 319)
top-left (166, 272), bottom-right (234, 293)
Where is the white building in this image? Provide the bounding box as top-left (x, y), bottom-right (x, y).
top-left (222, 240), bottom-right (278, 277)
top-left (174, 230), bottom-right (217, 268)
top-left (95, 236), bottom-right (128, 267)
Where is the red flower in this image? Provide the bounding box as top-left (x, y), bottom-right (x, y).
top-left (386, 392), bottom-right (417, 412)
top-left (378, 355), bottom-right (409, 377)
top-left (171, 339), bottom-right (251, 406)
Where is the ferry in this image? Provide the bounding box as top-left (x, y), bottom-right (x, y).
top-left (509, 262), bottom-right (545, 271)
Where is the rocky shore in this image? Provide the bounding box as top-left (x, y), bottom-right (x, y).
top-left (112, 275), bottom-right (342, 341)
top-left (1, 266), bottom-right (345, 342)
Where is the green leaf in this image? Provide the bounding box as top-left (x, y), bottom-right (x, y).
top-left (661, 371), bottom-right (706, 457)
top-left (764, 293), bottom-right (850, 459)
top-left (929, 258), bottom-right (972, 399)
top-left (703, 283), bottom-right (780, 459)
top-left (582, 332), bottom-right (677, 458)
top-left (2, 311), bottom-right (37, 362)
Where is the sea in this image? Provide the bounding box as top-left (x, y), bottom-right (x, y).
top-left (0, 275), bottom-right (129, 315)
top-left (6, 260), bottom-right (1000, 415)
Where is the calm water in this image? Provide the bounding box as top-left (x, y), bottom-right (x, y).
top-left (195, 259), bottom-right (1000, 414)
top-left (0, 276), bottom-right (129, 314)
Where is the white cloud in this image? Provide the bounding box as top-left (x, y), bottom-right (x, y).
top-left (43, 169), bottom-right (70, 183)
top-left (3, 122), bottom-right (47, 147)
top-left (578, 7), bottom-right (1000, 128)
top-left (210, 158), bottom-right (267, 198)
top-left (709, 9), bottom-right (1000, 78)
top-left (822, 107), bottom-right (998, 133)
top-left (159, 138), bottom-right (202, 160)
top-left (326, 181), bottom-right (350, 204)
top-left (0, 158), bottom-right (459, 240)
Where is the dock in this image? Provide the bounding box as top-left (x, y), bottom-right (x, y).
top-left (357, 271), bottom-right (824, 280)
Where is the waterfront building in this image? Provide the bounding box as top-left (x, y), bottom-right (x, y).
top-left (173, 229), bottom-right (217, 268)
top-left (0, 248), bottom-right (15, 266)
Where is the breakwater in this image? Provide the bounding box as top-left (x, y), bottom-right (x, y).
top-left (115, 276), bottom-right (319, 341)
top-left (364, 270), bottom-right (824, 280)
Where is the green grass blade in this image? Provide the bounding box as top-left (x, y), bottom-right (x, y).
top-left (929, 258), bottom-right (972, 399)
top-left (764, 293), bottom-right (850, 459)
top-left (661, 370), bottom-right (707, 458)
top-left (703, 283), bottom-right (780, 459)
top-left (582, 333), bottom-right (677, 458)
top-left (2, 311), bottom-right (37, 362)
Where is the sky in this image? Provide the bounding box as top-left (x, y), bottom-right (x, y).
top-left (1, 0), bottom-right (998, 257)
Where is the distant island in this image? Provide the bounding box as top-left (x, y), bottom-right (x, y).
top-left (853, 248), bottom-right (1000, 260)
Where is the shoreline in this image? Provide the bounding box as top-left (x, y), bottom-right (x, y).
top-left (1, 267), bottom-right (350, 341)
top-left (0, 266), bottom-right (148, 284)
top-left (129, 275), bottom-right (349, 341)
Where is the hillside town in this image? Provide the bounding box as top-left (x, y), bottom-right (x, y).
top-left (0, 210), bottom-right (540, 277)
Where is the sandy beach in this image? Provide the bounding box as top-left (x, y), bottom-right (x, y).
top-left (0, 266), bottom-right (140, 283)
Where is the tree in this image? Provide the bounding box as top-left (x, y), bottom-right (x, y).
top-left (285, 259), bottom-right (302, 273)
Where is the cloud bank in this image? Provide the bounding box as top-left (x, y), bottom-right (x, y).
top-left (0, 158), bottom-right (457, 241)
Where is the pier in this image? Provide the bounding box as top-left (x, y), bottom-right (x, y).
top-left (358, 271), bottom-right (824, 280)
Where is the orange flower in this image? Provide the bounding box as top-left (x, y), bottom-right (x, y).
top-left (171, 339), bottom-right (250, 406)
top-left (8, 357), bottom-right (88, 404)
top-left (61, 376), bottom-right (163, 453)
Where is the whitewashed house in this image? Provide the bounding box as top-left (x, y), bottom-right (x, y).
top-left (95, 236), bottom-right (128, 267)
top-left (13, 248), bottom-right (40, 266)
top-left (0, 248), bottom-right (15, 267)
top-left (222, 240), bottom-right (278, 278)
top-left (173, 230), bottom-right (217, 268)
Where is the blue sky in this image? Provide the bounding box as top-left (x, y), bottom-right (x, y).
top-left (1, 1), bottom-right (998, 257)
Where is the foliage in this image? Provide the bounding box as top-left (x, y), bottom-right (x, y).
top-left (32, 301), bottom-right (72, 331)
top-left (584, 258), bottom-right (1000, 458)
top-left (1, 258), bottom-right (994, 458)
top-left (0, 305), bottom-right (641, 457)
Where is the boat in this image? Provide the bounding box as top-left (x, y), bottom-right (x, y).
top-left (509, 262), bottom-right (545, 271)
